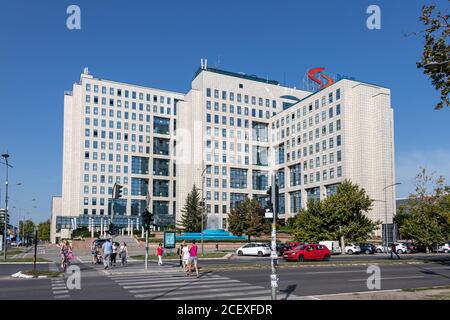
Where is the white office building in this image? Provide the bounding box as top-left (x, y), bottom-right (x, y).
top-left (51, 64), bottom-right (395, 243)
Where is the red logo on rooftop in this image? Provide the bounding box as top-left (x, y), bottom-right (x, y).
top-left (307, 67), bottom-right (334, 89)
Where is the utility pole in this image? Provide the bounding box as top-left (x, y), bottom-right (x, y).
top-left (33, 229), bottom-right (38, 274)
top-left (270, 173), bottom-right (278, 300)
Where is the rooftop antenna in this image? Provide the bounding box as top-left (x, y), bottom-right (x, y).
top-left (83, 67), bottom-right (89, 75)
top-left (200, 59), bottom-right (208, 70)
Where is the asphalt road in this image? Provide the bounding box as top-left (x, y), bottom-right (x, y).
top-left (1, 256), bottom-right (450, 299)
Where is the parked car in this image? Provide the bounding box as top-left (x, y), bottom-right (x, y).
top-left (401, 242), bottom-right (418, 253)
top-left (437, 242), bottom-right (450, 253)
top-left (319, 240), bottom-right (342, 254)
top-left (286, 241), bottom-right (301, 250)
top-left (276, 243), bottom-right (290, 256)
top-left (359, 243), bottom-right (376, 254)
top-left (376, 243), bottom-right (408, 254)
top-left (345, 244), bottom-right (361, 255)
top-left (236, 243), bottom-right (271, 257)
top-left (283, 243), bottom-right (331, 262)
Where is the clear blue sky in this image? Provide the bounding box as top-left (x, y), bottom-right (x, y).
top-left (0, 0), bottom-right (449, 224)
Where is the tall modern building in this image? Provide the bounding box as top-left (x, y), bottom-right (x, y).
top-left (51, 63), bottom-right (395, 243)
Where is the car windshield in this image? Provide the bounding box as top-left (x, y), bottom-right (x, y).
top-left (294, 245), bottom-right (307, 250)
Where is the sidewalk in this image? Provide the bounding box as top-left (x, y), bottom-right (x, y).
top-left (309, 287), bottom-right (450, 300)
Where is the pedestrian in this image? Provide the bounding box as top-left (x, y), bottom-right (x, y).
top-left (390, 242), bottom-right (400, 259)
top-left (182, 240), bottom-right (190, 274)
top-left (177, 241), bottom-right (184, 268)
top-left (102, 239), bottom-right (113, 269)
top-left (59, 240), bottom-right (69, 270)
top-left (157, 243), bottom-right (163, 266)
top-left (120, 242), bottom-right (128, 266)
top-left (188, 240), bottom-right (199, 278)
top-left (91, 240), bottom-right (97, 264)
top-left (111, 241), bottom-right (118, 267)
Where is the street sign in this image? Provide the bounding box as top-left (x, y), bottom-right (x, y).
top-left (164, 231), bottom-right (176, 249)
top-left (264, 209), bottom-right (273, 219)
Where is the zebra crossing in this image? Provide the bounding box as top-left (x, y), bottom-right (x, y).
top-left (49, 263), bottom-right (71, 299)
top-left (107, 269), bottom-right (299, 300)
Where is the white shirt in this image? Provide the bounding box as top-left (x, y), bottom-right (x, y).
top-left (182, 246), bottom-right (190, 260)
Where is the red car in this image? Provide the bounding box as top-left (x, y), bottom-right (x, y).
top-left (283, 243), bottom-right (331, 262)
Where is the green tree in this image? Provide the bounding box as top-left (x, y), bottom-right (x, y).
top-left (416, 3), bottom-right (450, 110)
top-left (37, 220), bottom-right (51, 241)
top-left (399, 168), bottom-right (450, 251)
top-left (178, 185), bottom-right (206, 232)
top-left (228, 198), bottom-right (267, 242)
top-left (20, 220), bottom-right (36, 239)
top-left (291, 180), bottom-right (379, 243)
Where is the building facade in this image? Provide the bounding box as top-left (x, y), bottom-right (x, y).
top-left (51, 64), bottom-right (395, 243)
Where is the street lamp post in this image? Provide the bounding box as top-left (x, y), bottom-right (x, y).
top-left (383, 180), bottom-right (401, 251)
top-left (1, 153), bottom-right (12, 260)
top-left (200, 165), bottom-right (210, 257)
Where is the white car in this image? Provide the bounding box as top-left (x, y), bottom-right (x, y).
top-left (344, 244), bottom-right (361, 255)
top-left (437, 242), bottom-right (450, 253)
top-left (319, 241), bottom-right (342, 255)
top-left (236, 243), bottom-right (271, 257)
top-left (376, 243), bottom-right (408, 254)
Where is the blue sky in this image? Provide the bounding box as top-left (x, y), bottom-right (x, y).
top-left (0, 0), bottom-right (449, 224)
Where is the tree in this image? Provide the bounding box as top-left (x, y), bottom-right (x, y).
top-left (291, 180), bottom-right (379, 243)
top-left (228, 198), bottom-right (267, 242)
top-left (416, 3), bottom-right (450, 110)
top-left (37, 220), bottom-right (51, 241)
top-left (178, 185), bottom-right (207, 232)
top-left (20, 220), bottom-right (36, 238)
top-left (399, 168), bottom-right (450, 251)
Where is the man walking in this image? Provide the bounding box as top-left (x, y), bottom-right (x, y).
top-left (188, 240), bottom-right (199, 278)
top-left (102, 239), bottom-right (113, 269)
top-left (390, 242), bottom-right (400, 259)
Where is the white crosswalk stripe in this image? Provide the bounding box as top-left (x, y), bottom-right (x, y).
top-left (108, 270), bottom-right (298, 300)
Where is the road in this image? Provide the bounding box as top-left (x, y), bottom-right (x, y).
top-left (1, 249), bottom-right (449, 300)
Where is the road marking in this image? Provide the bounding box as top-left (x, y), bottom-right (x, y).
top-left (348, 276), bottom-right (425, 282)
top-left (161, 289), bottom-right (272, 300)
top-left (125, 279), bottom-right (243, 291)
top-left (115, 276), bottom-right (227, 286)
top-left (305, 270), bottom-right (366, 274)
top-left (129, 282), bottom-right (254, 294)
top-left (302, 289), bottom-right (402, 299)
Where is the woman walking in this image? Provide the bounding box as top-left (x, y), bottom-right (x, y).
top-left (182, 240), bottom-right (190, 274)
top-left (188, 240), bottom-right (199, 278)
top-left (111, 241), bottom-right (118, 267)
top-left (177, 242), bottom-right (184, 268)
top-left (157, 243), bottom-right (163, 266)
top-left (120, 242), bottom-right (128, 266)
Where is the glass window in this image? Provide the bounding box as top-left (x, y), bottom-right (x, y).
top-left (230, 168), bottom-right (247, 189)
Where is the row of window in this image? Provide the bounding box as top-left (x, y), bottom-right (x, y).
top-left (85, 83), bottom-right (174, 105)
top-left (206, 88), bottom-right (278, 108)
top-left (85, 116), bottom-right (172, 135)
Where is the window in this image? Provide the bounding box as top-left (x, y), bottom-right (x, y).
top-left (131, 178), bottom-right (148, 196)
top-left (230, 168), bottom-right (247, 189)
top-left (153, 158), bottom-right (169, 176)
top-left (252, 170), bottom-right (269, 190)
top-left (153, 180), bottom-right (169, 197)
top-left (290, 191), bottom-right (302, 213)
top-left (290, 164), bottom-right (301, 186)
top-left (131, 156), bottom-right (149, 174)
top-left (153, 117), bottom-right (170, 135)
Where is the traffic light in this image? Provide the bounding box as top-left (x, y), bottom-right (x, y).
top-left (108, 222), bottom-right (119, 236)
top-left (142, 209), bottom-right (154, 231)
top-left (113, 183), bottom-right (123, 199)
top-left (266, 184), bottom-right (280, 217)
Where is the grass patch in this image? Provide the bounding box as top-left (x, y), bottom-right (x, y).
top-left (22, 270), bottom-right (62, 278)
top-left (6, 249), bottom-right (25, 256)
top-left (402, 285), bottom-right (450, 292)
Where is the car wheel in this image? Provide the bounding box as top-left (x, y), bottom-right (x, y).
top-left (298, 255), bottom-right (304, 262)
top-left (444, 249), bottom-right (449, 254)
top-left (347, 250), bottom-right (353, 255)
top-left (376, 249), bottom-right (382, 253)
top-left (365, 250), bottom-right (370, 254)
top-left (323, 254), bottom-right (330, 261)
top-left (237, 250), bottom-right (243, 256)
top-left (397, 249), bottom-right (403, 255)
top-left (257, 251), bottom-right (263, 257)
